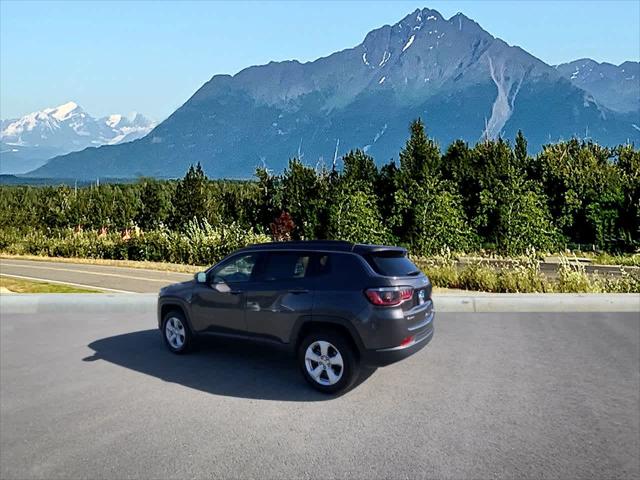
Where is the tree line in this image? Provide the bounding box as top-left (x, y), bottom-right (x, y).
top-left (1, 119), bottom-right (638, 256)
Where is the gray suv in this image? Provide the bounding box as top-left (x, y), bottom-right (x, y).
top-left (157, 241), bottom-right (434, 393)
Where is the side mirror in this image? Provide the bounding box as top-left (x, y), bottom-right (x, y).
top-left (195, 272), bottom-right (207, 284)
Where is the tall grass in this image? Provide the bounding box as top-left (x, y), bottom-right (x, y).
top-left (0, 221), bottom-right (270, 267)
top-left (413, 251), bottom-right (639, 293)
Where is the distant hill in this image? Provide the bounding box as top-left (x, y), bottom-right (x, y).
top-left (30, 7), bottom-right (640, 180)
top-left (1, 102), bottom-right (155, 174)
top-left (556, 59), bottom-right (639, 113)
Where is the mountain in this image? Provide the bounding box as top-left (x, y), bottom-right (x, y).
top-left (30, 8), bottom-right (640, 179)
top-left (1, 102), bottom-right (155, 174)
top-left (556, 59), bottom-right (640, 113)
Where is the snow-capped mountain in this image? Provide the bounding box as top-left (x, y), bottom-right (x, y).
top-left (0, 102), bottom-right (155, 174)
top-left (29, 8), bottom-right (640, 179)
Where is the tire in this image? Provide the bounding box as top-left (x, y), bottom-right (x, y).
top-left (298, 330), bottom-right (359, 394)
top-left (162, 310), bottom-right (194, 354)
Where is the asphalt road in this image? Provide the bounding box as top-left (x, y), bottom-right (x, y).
top-left (0, 258), bottom-right (191, 293)
top-left (1, 309), bottom-right (638, 479)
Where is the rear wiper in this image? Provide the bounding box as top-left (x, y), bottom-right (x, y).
top-left (407, 270), bottom-right (421, 276)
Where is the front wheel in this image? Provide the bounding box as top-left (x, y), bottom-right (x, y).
top-left (162, 310), bottom-right (194, 354)
top-left (298, 331), bottom-right (359, 394)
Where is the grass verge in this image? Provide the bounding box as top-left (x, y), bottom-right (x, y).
top-left (0, 275), bottom-right (101, 293)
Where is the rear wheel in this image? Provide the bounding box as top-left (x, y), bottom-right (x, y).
top-left (298, 331), bottom-right (359, 394)
top-left (162, 310), bottom-right (194, 354)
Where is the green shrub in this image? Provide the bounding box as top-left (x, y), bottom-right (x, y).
top-left (0, 223), bottom-right (269, 266)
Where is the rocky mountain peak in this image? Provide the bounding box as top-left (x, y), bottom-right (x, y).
top-left (25, 8), bottom-right (639, 180)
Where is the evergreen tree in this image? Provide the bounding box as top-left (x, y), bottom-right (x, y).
top-left (514, 130), bottom-right (528, 167)
top-left (341, 149), bottom-right (378, 193)
top-left (171, 163), bottom-right (208, 229)
top-left (111, 185), bottom-right (141, 230)
top-left (376, 160), bottom-right (399, 222)
top-left (137, 179), bottom-right (172, 230)
top-left (440, 139), bottom-right (476, 220)
top-left (393, 118), bottom-right (442, 241)
top-left (280, 158), bottom-right (326, 239)
top-left (255, 167), bottom-right (280, 229)
top-left (398, 118), bottom-right (441, 182)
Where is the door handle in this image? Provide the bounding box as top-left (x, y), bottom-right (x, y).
top-left (288, 289), bottom-right (309, 294)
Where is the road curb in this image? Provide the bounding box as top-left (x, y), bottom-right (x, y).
top-left (0, 294), bottom-right (157, 314)
top-left (434, 293), bottom-right (640, 313)
top-left (1, 293), bottom-right (638, 314)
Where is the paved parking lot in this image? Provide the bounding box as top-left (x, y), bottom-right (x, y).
top-left (1, 309), bottom-right (638, 479)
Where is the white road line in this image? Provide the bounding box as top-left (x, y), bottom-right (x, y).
top-left (0, 263), bottom-right (188, 283)
top-left (0, 274), bottom-right (136, 293)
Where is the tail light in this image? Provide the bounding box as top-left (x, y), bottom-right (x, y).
top-left (364, 286), bottom-right (413, 306)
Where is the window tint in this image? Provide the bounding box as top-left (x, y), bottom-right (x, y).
top-left (365, 253), bottom-right (421, 277)
top-left (211, 254), bottom-right (257, 283)
top-left (257, 252), bottom-right (311, 281)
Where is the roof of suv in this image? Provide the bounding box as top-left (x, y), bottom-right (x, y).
top-left (240, 240), bottom-right (407, 255)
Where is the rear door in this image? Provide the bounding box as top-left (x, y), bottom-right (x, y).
top-left (245, 251), bottom-right (315, 343)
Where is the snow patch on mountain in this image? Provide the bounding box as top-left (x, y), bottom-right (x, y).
top-left (47, 101), bottom-right (81, 121)
top-left (402, 35), bottom-right (415, 52)
top-left (373, 123), bottom-right (388, 143)
top-left (379, 51), bottom-right (391, 67)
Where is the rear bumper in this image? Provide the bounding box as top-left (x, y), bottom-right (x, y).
top-left (362, 322), bottom-right (434, 367)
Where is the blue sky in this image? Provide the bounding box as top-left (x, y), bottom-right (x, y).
top-left (1, 0), bottom-right (639, 121)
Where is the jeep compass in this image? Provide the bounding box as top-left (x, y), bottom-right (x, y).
top-left (157, 241), bottom-right (434, 393)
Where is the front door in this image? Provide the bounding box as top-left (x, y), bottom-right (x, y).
top-left (190, 253), bottom-right (259, 335)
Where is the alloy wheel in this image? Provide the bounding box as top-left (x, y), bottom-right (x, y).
top-left (304, 340), bottom-right (344, 386)
top-left (165, 316), bottom-right (186, 350)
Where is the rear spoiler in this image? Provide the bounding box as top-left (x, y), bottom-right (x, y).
top-left (352, 244), bottom-right (408, 256)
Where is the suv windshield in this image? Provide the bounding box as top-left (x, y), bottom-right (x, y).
top-left (365, 252), bottom-right (421, 277)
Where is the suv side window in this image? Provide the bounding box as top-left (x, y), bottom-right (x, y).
top-left (255, 252), bottom-right (311, 281)
top-left (210, 253), bottom-right (258, 284)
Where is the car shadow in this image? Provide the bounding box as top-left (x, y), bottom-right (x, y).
top-left (84, 330), bottom-right (376, 402)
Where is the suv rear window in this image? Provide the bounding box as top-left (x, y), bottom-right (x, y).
top-left (365, 252), bottom-right (421, 277)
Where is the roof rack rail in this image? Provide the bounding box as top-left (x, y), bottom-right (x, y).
top-left (241, 240), bottom-right (406, 255)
